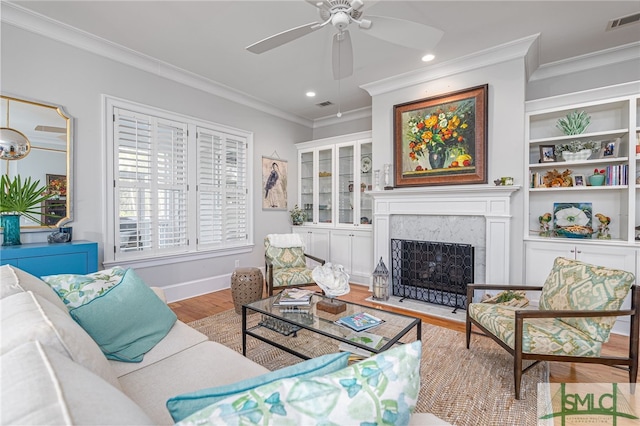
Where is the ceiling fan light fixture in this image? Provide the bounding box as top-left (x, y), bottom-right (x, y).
top-left (358, 18), bottom-right (372, 29)
top-left (422, 54), bottom-right (435, 62)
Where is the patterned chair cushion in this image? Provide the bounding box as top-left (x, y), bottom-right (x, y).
top-left (539, 257), bottom-right (635, 342)
top-left (272, 268), bottom-right (315, 288)
top-left (265, 240), bottom-right (307, 269)
top-left (175, 341), bottom-right (422, 426)
top-left (469, 303), bottom-right (603, 357)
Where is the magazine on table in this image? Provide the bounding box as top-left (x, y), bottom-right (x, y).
top-left (338, 331), bottom-right (385, 358)
top-left (273, 288), bottom-right (314, 306)
top-left (335, 312), bottom-right (384, 332)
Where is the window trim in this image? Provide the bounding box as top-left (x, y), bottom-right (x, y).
top-left (103, 95), bottom-right (253, 266)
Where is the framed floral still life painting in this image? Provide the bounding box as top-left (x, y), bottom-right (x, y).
top-left (393, 84), bottom-right (488, 187)
top-left (262, 157), bottom-right (288, 210)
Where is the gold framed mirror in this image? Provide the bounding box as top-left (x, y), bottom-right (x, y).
top-left (1, 95), bottom-right (73, 228)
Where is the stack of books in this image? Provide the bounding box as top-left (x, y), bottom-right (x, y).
top-left (335, 312), bottom-right (384, 332)
top-left (274, 288), bottom-right (314, 307)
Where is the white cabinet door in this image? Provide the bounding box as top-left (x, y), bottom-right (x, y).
top-left (292, 227), bottom-right (330, 266)
top-left (330, 229), bottom-right (372, 285)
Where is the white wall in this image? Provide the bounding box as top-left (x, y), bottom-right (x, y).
top-left (367, 58), bottom-right (528, 283)
top-left (1, 24), bottom-right (312, 298)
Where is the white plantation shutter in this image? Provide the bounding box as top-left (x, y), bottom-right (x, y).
top-left (114, 108), bottom-right (188, 258)
top-left (197, 128), bottom-right (248, 248)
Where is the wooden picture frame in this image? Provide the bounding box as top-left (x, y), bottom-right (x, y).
top-left (572, 174), bottom-right (585, 187)
top-left (262, 157), bottom-right (288, 210)
top-left (539, 145), bottom-right (556, 163)
top-left (393, 85), bottom-right (488, 187)
top-left (599, 139), bottom-right (619, 158)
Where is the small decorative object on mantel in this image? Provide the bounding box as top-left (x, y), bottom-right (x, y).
top-left (48, 226), bottom-right (73, 244)
top-left (556, 110), bottom-right (591, 135)
top-left (538, 212), bottom-right (552, 237)
top-left (555, 140), bottom-right (600, 162)
top-left (494, 176), bottom-right (514, 186)
top-left (312, 263), bottom-right (350, 314)
top-left (289, 204), bottom-right (306, 226)
top-left (383, 163), bottom-right (393, 190)
top-left (595, 213), bottom-right (611, 240)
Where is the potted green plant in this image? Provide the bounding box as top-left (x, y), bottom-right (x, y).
top-left (0, 175), bottom-right (57, 245)
top-left (289, 204), bottom-right (306, 226)
top-left (554, 140), bottom-right (600, 162)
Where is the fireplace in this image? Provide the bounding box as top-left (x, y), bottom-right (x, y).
top-left (391, 239), bottom-right (474, 311)
top-left (370, 186), bottom-right (519, 290)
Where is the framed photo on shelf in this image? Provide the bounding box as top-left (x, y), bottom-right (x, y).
top-left (539, 145), bottom-right (556, 163)
top-left (599, 138), bottom-right (620, 158)
top-left (393, 84), bottom-right (488, 187)
top-left (572, 174), bottom-right (585, 187)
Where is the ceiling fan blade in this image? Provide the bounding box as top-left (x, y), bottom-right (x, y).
top-left (246, 22), bottom-right (320, 54)
top-left (363, 15), bottom-right (443, 51)
top-left (332, 30), bottom-right (354, 80)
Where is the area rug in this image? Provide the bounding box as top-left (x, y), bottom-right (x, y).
top-left (188, 309), bottom-right (548, 425)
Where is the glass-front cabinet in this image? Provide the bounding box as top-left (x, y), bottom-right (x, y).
top-left (298, 146), bottom-right (334, 225)
top-left (336, 139), bottom-right (373, 227)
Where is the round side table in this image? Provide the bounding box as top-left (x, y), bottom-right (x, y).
top-left (230, 267), bottom-right (264, 314)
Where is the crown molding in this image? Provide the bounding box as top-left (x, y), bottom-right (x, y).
top-left (1, 2), bottom-right (314, 128)
top-left (361, 34), bottom-right (539, 97)
top-left (529, 41), bottom-right (640, 82)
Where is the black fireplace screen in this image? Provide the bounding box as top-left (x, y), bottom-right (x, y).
top-left (391, 239), bottom-right (474, 311)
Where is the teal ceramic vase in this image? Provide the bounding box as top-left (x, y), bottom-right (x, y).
top-left (1, 214), bottom-right (21, 246)
top-left (589, 174), bottom-right (605, 186)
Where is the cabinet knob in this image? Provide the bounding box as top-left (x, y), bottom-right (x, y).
top-left (576, 250), bottom-right (581, 254)
top-left (570, 249), bottom-right (575, 253)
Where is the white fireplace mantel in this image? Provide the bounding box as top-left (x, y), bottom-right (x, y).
top-left (368, 185), bottom-right (520, 284)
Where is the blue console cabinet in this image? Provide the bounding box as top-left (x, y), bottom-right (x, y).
top-left (0, 240), bottom-right (98, 277)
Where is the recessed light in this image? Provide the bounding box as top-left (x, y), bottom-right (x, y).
top-left (306, 91), bottom-right (316, 97)
top-left (421, 54), bottom-right (435, 62)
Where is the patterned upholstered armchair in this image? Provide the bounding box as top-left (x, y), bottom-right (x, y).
top-left (264, 234), bottom-right (326, 296)
top-left (466, 257), bottom-right (638, 399)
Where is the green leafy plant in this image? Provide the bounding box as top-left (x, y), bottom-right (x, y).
top-left (0, 175), bottom-right (57, 224)
top-left (555, 139), bottom-right (600, 154)
top-left (556, 110), bottom-right (591, 135)
top-left (289, 204), bottom-right (306, 225)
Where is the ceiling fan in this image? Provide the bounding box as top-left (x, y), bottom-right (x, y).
top-left (246, 0), bottom-right (444, 80)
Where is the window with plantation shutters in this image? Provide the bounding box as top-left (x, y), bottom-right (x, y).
top-left (106, 97), bottom-right (253, 264)
top-left (197, 129), bottom-right (247, 249)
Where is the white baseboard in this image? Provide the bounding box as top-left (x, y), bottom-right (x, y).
top-left (163, 267), bottom-right (266, 303)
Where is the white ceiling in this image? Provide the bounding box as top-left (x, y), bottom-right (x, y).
top-left (9, 1), bottom-right (640, 123)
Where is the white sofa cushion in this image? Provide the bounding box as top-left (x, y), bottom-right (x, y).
top-left (0, 291), bottom-right (121, 390)
top-left (0, 265), bottom-right (69, 312)
top-left (109, 320), bottom-right (208, 378)
top-left (1, 341), bottom-right (153, 425)
top-left (118, 341), bottom-right (270, 425)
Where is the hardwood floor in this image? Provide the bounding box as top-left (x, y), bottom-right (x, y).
top-left (169, 284), bottom-right (633, 385)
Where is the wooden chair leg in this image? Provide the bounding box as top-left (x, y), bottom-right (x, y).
top-left (514, 315), bottom-right (524, 400)
top-left (465, 317), bottom-right (471, 349)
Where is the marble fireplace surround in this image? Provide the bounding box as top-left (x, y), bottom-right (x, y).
top-left (369, 185), bottom-right (520, 286)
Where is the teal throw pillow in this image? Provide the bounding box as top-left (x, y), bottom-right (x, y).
top-left (70, 268), bottom-right (176, 362)
top-left (175, 341), bottom-right (422, 426)
top-left (42, 267), bottom-right (126, 309)
top-left (167, 352), bottom-right (350, 422)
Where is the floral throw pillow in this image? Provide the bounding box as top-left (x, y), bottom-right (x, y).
top-left (175, 341), bottom-right (422, 426)
top-left (41, 267), bottom-right (126, 309)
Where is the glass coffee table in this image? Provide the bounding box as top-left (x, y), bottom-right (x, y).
top-left (242, 293), bottom-right (421, 360)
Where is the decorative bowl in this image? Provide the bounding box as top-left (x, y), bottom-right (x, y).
top-left (555, 226), bottom-right (594, 239)
top-left (562, 149), bottom-right (592, 162)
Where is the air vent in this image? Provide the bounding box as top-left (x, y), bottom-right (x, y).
top-left (316, 100), bottom-right (334, 107)
top-left (607, 12), bottom-right (640, 30)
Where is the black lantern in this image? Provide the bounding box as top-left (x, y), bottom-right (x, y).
top-left (372, 257), bottom-right (389, 301)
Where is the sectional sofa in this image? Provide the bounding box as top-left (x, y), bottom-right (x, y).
top-left (0, 264), bottom-right (449, 425)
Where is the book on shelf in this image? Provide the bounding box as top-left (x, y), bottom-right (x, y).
top-left (273, 288), bottom-right (314, 306)
top-left (338, 331), bottom-right (385, 358)
top-left (335, 312), bottom-right (384, 332)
